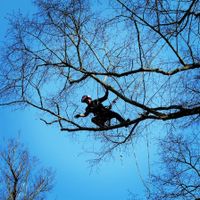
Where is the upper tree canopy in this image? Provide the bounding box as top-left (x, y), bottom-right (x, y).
top-left (0, 0), bottom-right (199, 139)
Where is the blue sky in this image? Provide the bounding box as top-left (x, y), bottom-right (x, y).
top-left (0, 106), bottom-right (151, 200)
top-left (0, 1), bottom-right (155, 199)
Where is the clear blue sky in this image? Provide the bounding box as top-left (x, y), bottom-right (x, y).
top-left (0, 1), bottom-right (155, 199)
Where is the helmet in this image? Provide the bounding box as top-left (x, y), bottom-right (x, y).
top-left (81, 95), bottom-right (91, 103)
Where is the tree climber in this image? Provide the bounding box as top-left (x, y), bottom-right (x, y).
top-left (74, 89), bottom-right (130, 128)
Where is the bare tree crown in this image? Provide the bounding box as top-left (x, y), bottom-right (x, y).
top-left (0, 138), bottom-right (54, 199)
top-left (0, 0), bottom-right (199, 147)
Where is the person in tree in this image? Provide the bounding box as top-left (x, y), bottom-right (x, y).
top-left (75, 89), bottom-right (130, 128)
